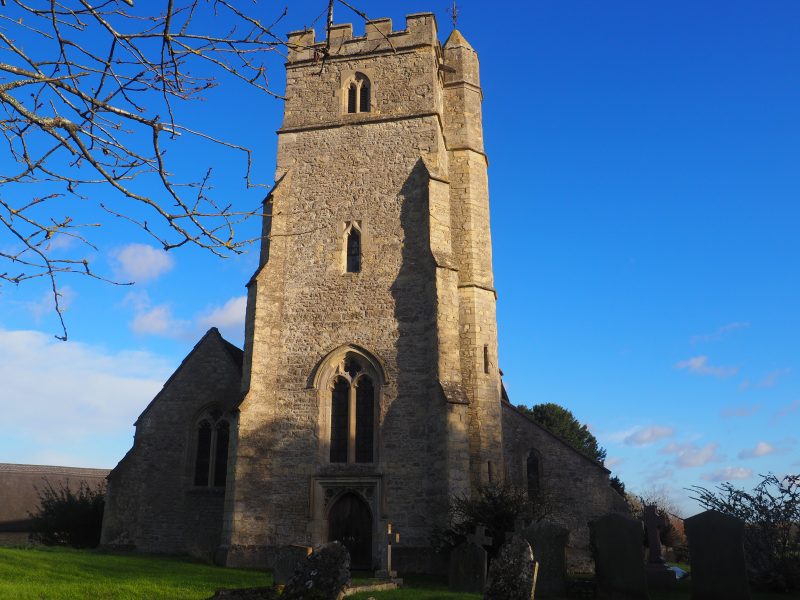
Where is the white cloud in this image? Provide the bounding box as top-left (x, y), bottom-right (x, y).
top-left (126, 292), bottom-right (244, 343)
top-left (112, 243), bottom-right (175, 283)
top-left (197, 296), bottom-right (247, 331)
top-left (605, 456), bottom-right (623, 468)
top-left (662, 441), bottom-right (721, 468)
top-left (702, 467), bottom-right (753, 482)
top-left (624, 426), bottom-right (675, 446)
top-left (0, 328), bottom-right (174, 464)
top-left (131, 304), bottom-right (187, 336)
top-left (738, 442), bottom-right (774, 459)
top-left (721, 404), bottom-right (760, 418)
top-left (691, 322), bottom-right (749, 344)
top-left (675, 355), bottom-right (738, 377)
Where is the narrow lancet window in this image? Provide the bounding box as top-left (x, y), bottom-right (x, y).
top-left (347, 83), bottom-right (358, 114)
top-left (194, 420), bottom-right (212, 486)
top-left (330, 378), bottom-right (350, 463)
top-left (213, 420), bottom-right (230, 487)
top-left (527, 451), bottom-right (541, 497)
top-left (355, 377), bottom-right (374, 463)
top-left (359, 80), bottom-right (370, 112)
top-left (346, 227), bottom-right (361, 273)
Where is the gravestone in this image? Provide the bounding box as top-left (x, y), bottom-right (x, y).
top-left (282, 541), bottom-right (350, 600)
top-left (523, 520), bottom-right (569, 597)
top-left (375, 522), bottom-right (400, 579)
top-left (273, 544), bottom-right (312, 589)
top-left (484, 535), bottom-right (538, 600)
top-left (448, 526), bottom-right (492, 593)
top-left (589, 513), bottom-right (650, 600)
top-left (684, 510), bottom-right (750, 600)
top-left (643, 505), bottom-right (676, 589)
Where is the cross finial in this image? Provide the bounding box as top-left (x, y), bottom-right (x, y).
top-left (446, 0), bottom-right (459, 30)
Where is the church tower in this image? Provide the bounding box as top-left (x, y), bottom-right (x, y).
top-left (221, 13), bottom-right (504, 572)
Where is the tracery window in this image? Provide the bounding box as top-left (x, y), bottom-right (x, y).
top-left (328, 355), bottom-right (375, 463)
top-left (345, 72), bottom-right (371, 114)
top-left (193, 408), bottom-right (230, 487)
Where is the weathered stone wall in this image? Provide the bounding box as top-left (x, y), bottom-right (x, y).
top-left (224, 14), bottom-right (461, 572)
top-left (501, 403), bottom-right (629, 572)
top-left (101, 329), bottom-right (242, 561)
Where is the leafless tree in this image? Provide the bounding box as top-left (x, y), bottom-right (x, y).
top-left (0, 0), bottom-right (376, 340)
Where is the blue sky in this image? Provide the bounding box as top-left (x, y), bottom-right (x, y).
top-left (1, 1), bottom-right (798, 515)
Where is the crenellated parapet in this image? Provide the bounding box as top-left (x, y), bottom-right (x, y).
top-left (287, 13), bottom-right (438, 63)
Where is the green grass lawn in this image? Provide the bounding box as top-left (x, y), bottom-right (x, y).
top-left (1, 547), bottom-right (798, 600)
top-left (0, 546), bottom-right (270, 600)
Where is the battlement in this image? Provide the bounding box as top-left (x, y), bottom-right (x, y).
top-left (287, 13), bottom-right (438, 63)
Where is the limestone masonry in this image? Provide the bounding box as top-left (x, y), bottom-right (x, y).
top-left (100, 13), bottom-right (625, 573)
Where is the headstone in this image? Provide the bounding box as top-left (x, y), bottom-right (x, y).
top-left (282, 541), bottom-right (350, 600)
top-left (589, 513), bottom-right (650, 600)
top-left (684, 510), bottom-right (750, 600)
top-left (375, 522), bottom-right (400, 579)
top-left (643, 505), bottom-right (676, 589)
top-left (522, 520), bottom-right (569, 597)
top-left (273, 544), bottom-right (312, 589)
top-left (484, 535), bottom-right (538, 600)
top-left (448, 526), bottom-right (492, 593)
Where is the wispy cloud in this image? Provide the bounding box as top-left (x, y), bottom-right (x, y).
top-left (662, 442), bottom-right (721, 468)
top-left (702, 467), bottom-right (753, 482)
top-left (721, 404), bottom-right (761, 418)
top-left (605, 456), bottom-right (623, 469)
top-left (624, 426), bottom-right (675, 446)
top-left (112, 243), bottom-right (175, 283)
top-left (675, 355), bottom-right (738, 377)
top-left (758, 368), bottom-right (791, 388)
top-left (774, 400), bottom-right (800, 422)
top-left (737, 441), bottom-right (774, 459)
top-left (125, 291), bottom-right (245, 343)
top-left (25, 286), bottom-right (76, 322)
top-left (0, 328), bottom-right (173, 465)
top-left (691, 322), bottom-right (749, 345)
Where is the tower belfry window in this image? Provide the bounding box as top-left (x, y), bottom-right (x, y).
top-left (345, 73), bottom-right (371, 114)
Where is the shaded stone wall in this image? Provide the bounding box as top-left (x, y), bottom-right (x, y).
top-left (501, 403), bottom-right (629, 572)
top-left (100, 329), bottom-right (242, 561)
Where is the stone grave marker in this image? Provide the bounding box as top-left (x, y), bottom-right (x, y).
top-left (282, 541), bottom-right (350, 600)
top-left (272, 544), bottom-right (312, 590)
top-left (448, 525), bottom-right (492, 594)
top-left (684, 509), bottom-right (750, 600)
top-left (589, 513), bottom-right (650, 600)
top-left (522, 520), bottom-right (569, 597)
top-left (643, 505), bottom-right (676, 589)
top-left (484, 534), bottom-right (538, 600)
top-left (375, 522), bottom-right (400, 579)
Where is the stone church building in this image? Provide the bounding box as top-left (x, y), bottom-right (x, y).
top-left (100, 13), bottom-right (624, 573)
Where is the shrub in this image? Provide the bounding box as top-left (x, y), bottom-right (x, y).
top-left (29, 479), bottom-right (106, 548)
top-left (689, 473), bottom-right (800, 591)
top-left (430, 482), bottom-right (552, 559)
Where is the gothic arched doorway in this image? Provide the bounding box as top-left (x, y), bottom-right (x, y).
top-left (328, 492), bottom-right (373, 569)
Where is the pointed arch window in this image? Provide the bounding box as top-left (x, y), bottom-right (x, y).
top-left (344, 73), bottom-right (371, 114)
top-left (327, 354), bottom-right (377, 464)
top-left (346, 226), bottom-right (361, 273)
top-left (526, 449), bottom-right (542, 498)
top-left (193, 408), bottom-right (230, 487)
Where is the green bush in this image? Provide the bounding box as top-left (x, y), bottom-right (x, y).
top-left (29, 479), bottom-right (106, 548)
top-left (430, 482), bottom-right (552, 559)
top-left (689, 473), bottom-right (800, 592)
